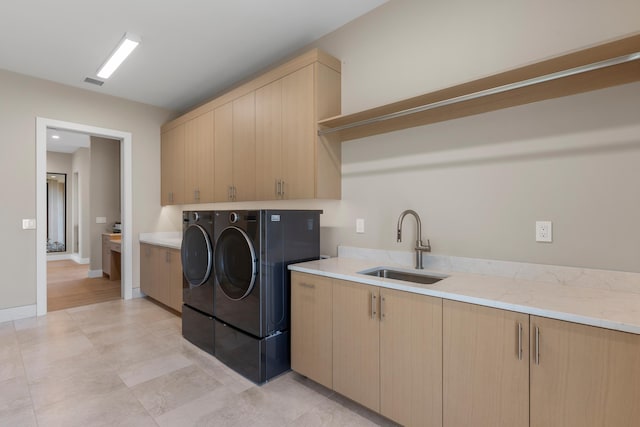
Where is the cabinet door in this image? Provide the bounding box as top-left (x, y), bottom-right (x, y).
top-left (232, 91), bottom-right (256, 201)
top-left (530, 316), bottom-right (640, 427)
top-left (184, 111), bottom-right (214, 203)
top-left (380, 289), bottom-right (442, 427)
top-left (255, 79), bottom-right (283, 200)
top-left (140, 243), bottom-right (159, 299)
top-left (282, 64), bottom-right (315, 200)
top-left (160, 124), bottom-right (185, 205)
top-left (290, 272), bottom-right (332, 388)
top-left (443, 301), bottom-right (529, 427)
top-left (214, 102), bottom-right (233, 202)
top-left (102, 235), bottom-right (111, 277)
top-left (166, 249), bottom-right (183, 312)
top-left (332, 279), bottom-right (380, 412)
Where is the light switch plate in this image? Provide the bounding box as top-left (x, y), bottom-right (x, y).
top-left (536, 221), bottom-right (552, 242)
top-left (356, 218), bottom-right (365, 233)
top-left (22, 219), bottom-right (36, 229)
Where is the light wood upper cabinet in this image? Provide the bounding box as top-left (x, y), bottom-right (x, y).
top-left (530, 316), bottom-right (640, 427)
top-left (160, 124), bottom-right (185, 205)
top-left (379, 288), bottom-right (442, 427)
top-left (213, 102), bottom-right (233, 202)
top-left (161, 49), bottom-right (341, 204)
top-left (255, 79), bottom-right (283, 200)
top-left (184, 111), bottom-right (214, 204)
top-left (231, 91), bottom-right (256, 202)
top-left (290, 272), bottom-right (332, 389)
top-left (213, 95), bottom-right (256, 202)
top-left (332, 279), bottom-right (381, 412)
top-left (443, 300), bottom-right (529, 427)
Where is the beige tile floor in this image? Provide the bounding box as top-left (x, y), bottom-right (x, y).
top-left (0, 298), bottom-right (398, 427)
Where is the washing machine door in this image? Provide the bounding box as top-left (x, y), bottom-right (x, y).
top-left (181, 224), bottom-right (213, 286)
top-left (214, 226), bottom-right (257, 300)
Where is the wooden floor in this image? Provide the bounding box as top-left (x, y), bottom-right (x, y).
top-left (47, 260), bottom-right (121, 312)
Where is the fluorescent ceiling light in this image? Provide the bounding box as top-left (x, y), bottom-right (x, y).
top-left (97, 32), bottom-right (141, 79)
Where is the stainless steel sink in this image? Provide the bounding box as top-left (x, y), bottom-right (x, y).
top-left (358, 267), bottom-right (447, 285)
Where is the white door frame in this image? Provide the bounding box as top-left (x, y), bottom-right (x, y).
top-left (36, 117), bottom-right (133, 315)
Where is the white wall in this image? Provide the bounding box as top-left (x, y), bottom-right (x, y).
top-left (89, 137), bottom-right (121, 270)
top-left (0, 68), bottom-right (174, 311)
top-left (305, 0), bottom-right (640, 272)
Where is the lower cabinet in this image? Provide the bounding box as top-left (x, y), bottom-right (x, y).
top-left (140, 243), bottom-right (182, 312)
top-left (443, 300), bottom-right (529, 427)
top-left (299, 275), bottom-right (442, 427)
top-left (530, 316), bottom-right (640, 427)
top-left (291, 271), bottom-right (640, 427)
top-left (290, 272), bottom-right (333, 389)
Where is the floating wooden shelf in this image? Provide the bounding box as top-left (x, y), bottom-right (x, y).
top-left (318, 33), bottom-right (640, 142)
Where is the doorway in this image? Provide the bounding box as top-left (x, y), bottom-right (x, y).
top-left (36, 118), bottom-right (133, 316)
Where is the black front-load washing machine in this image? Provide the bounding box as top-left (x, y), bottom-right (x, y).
top-left (181, 211), bottom-right (215, 355)
top-left (212, 210), bottom-right (321, 383)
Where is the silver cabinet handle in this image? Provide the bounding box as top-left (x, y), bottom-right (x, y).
top-left (517, 322), bottom-right (523, 360)
top-left (280, 180), bottom-right (285, 197)
top-left (228, 186), bottom-right (233, 201)
top-left (299, 282), bottom-right (315, 289)
top-left (275, 179), bottom-right (279, 197)
top-left (535, 326), bottom-right (540, 365)
top-left (370, 292), bottom-right (377, 319)
top-left (232, 186), bottom-right (237, 201)
top-left (380, 296), bottom-right (386, 320)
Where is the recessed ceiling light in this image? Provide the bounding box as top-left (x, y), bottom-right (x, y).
top-left (51, 135), bottom-right (60, 139)
top-left (97, 32), bottom-right (141, 79)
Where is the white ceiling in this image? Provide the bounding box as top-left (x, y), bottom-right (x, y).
top-left (0, 0), bottom-right (387, 113)
top-left (47, 129), bottom-right (91, 153)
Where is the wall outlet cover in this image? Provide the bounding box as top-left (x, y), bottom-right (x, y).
top-left (536, 221), bottom-right (552, 242)
top-left (356, 218), bottom-right (365, 234)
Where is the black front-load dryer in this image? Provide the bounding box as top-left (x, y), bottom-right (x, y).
top-left (212, 209), bottom-right (321, 383)
top-left (181, 210), bottom-right (215, 355)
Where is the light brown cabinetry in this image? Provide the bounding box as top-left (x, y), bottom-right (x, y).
top-left (331, 279), bottom-right (442, 426)
top-left (161, 49), bottom-right (341, 204)
top-left (290, 272), bottom-right (333, 389)
top-left (379, 287), bottom-right (442, 427)
top-left (184, 111), bottom-right (214, 204)
top-left (443, 300), bottom-right (529, 427)
top-left (255, 63), bottom-right (341, 200)
top-left (160, 123), bottom-right (185, 205)
top-left (530, 316), bottom-right (640, 427)
top-left (140, 243), bottom-right (182, 312)
top-left (212, 93), bottom-right (256, 202)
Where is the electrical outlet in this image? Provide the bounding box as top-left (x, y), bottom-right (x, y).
top-left (356, 218), bottom-right (365, 233)
top-left (536, 221), bottom-right (552, 242)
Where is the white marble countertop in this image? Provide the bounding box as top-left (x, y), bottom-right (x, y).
top-left (139, 232), bottom-right (182, 250)
top-left (289, 257), bottom-right (640, 335)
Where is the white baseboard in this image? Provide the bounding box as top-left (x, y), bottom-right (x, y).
top-left (88, 270), bottom-right (103, 278)
top-left (132, 287), bottom-right (145, 298)
top-left (71, 254), bottom-right (90, 264)
top-left (47, 253), bottom-right (73, 261)
top-left (0, 304), bottom-right (37, 323)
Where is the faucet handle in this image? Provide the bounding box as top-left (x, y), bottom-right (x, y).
top-left (417, 239), bottom-right (431, 252)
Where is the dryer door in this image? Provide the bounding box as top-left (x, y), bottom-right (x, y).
top-left (181, 224), bottom-right (213, 286)
top-left (214, 226), bottom-right (257, 300)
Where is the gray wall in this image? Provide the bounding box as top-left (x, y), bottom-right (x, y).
top-left (306, 0), bottom-right (640, 272)
top-left (0, 68), bottom-right (174, 311)
top-left (89, 137), bottom-right (121, 271)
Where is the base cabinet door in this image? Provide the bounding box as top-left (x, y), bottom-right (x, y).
top-left (166, 248), bottom-right (182, 312)
top-left (290, 272), bottom-right (332, 388)
top-left (140, 244), bottom-right (182, 312)
top-left (140, 243), bottom-right (160, 300)
top-left (530, 316), bottom-right (640, 427)
top-left (380, 288), bottom-right (442, 427)
top-left (332, 279), bottom-right (380, 413)
top-left (443, 300), bottom-right (529, 427)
